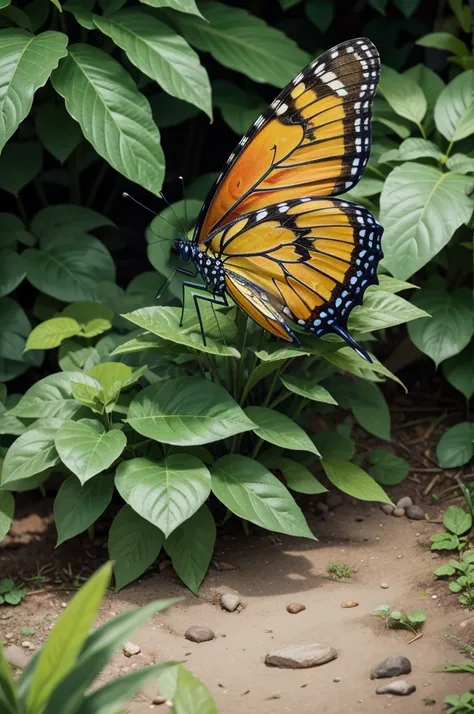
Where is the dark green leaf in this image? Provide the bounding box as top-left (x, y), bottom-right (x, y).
top-left (9, 371), bottom-right (99, 419)
top-left (437, 423), bottom-right (474, 468)
top-left (311, 430), bottom-right (355, 461)
top-left (368, 448), bottom-right (410, 485)
top-left (54, 474), bottom-right (115, 544)
top-left (261, 455), bottom-right (327, 494)
top-left (0, 249), bottom-right (26, 297)
top-left (280, 374), bottom-right (337, 405)
top-left (55, 419), bottom-right (127, 483)
top-left (165, 505), bottom-right (216, 594)
top-left (31, 204), bottom-right (113, 239)
top-left (0, 142), bottom-right (42, 195)
top-left (0, 491), bottom-right (14, 541)
top-left (305, 0), bottom-right (333, 32)
top-left (442, 342), bottom-right (474, 399)
top-left (1, 426), bottom-right (60, 485)
top-left (443, 505), bottom-right (472, 535)
top-left (35, 103), bottom-right (82, 163)
top-left (245, 406), bottom-right (319, 455)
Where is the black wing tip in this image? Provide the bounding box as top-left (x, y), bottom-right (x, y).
top-left (330, 324), bottom-right (372, 363)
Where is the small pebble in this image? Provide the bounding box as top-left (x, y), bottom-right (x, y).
top-left (152, 697), bottom-right (167, 705)
top-left (333, 677), bottom-right (341, 682)
top-left (376, 680), bottom-right (416, 696)
top-left (165, 701), bottom-right (173, 708)
top-left (326, 493), bottom-right (344, 510)
top-left (315, 502), bottom-right (329, 514)
top-left (380, 583), bottom-right (389, 589)
top-left (220, 593), bottom-right (241, 612)
top-left (21, 641), bottom-right (32, 649)
top-left (264, 628), bottom-right (273, 633)
top-left (123, 642), bottom-right (141, 657)
top-left (61, 602), bottom-right (67, 608)
top-left (185, 626), bottom-right (215, 643)
top-left (5, 633), bottom-right (13, 640)
top-left (286, 603), bottom-right (306, 614)
top-left (396, 496), bottom-right (413, 509)
top-left (431, 595), bottom-right (437, 600)
top-left (381, 504), bottom-right (394, 515)
top-left (406, 505), bottom-right (425, 521)
top-left (392, 507), bottom-right (405, 517)
top-left (342, 601), bottom-right (359, 608)
top-left (371, 656), bottom-right (412, 679)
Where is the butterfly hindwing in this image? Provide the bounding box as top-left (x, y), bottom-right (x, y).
top-left (195, 38), bottom-right (380, 242)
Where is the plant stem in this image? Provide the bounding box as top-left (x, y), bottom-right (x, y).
top-left (291, 397), bottom-right (310, 421)
top-left (16, 195), bottom-right (29, 227)
top-left (250, 437), bottom-right (264, 460)
top-left (34, 177), bottom-right (48, 207)
top-left (68, 153), bottom-right (80, 204)
top-left (417, 122), bottom-right (427, 139)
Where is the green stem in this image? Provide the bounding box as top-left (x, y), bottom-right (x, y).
top-left (269, 390), bottom-right (291, 409)
top-left (250, 437), bottom-right (264, 460)
top-left (366, 164), bottom-right (385, 179)
top-left (34, 177), bottom-right (48, 207)
top-left (445, 139), bottom-right (455, 158)
top-left (68, 153), bottom-right (80, 204)
top-left (86, 161), bottom-right (108, 207)
top-left (16, 195), bottom-right (29, 228)
top-left (262, 367), bottom-right (282, 409)
top-left (291, 397), bottom-right (310, 421)
top-left (417, 122), bottom-right (427, 139)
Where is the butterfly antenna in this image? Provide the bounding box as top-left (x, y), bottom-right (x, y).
top-left (159, 188), bottom-right (188, 239)
top-left (179, 175), bottom-right (189, 234)
top-left (122, 192), bottom-right (156, 217)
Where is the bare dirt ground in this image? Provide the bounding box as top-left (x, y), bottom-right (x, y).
top-left (2, 500), bottom-right (473, 714)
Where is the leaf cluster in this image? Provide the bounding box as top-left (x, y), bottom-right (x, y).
top-left (434, 549), bottom-right (474, 608)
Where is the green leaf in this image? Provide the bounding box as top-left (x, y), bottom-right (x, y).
top-left (443, 505), bottom-right (472, 536)
top-left (25, 317), bottom-right (82, 350)
top-left (404, 64), bottom-right (445, 119)
top-left (54, 474), bottom-right (114, 544)
top-left (0, 29), bottom-right (68, 152)
top-left (58, 339), bottom-right (96, 372)
top-left (62, 302), bottom-right (114, 338)
top-left (94, 9), bottom-right (212, 119)
top-left (213, 80), bottom-right (265, 135)
top-left (312, 430), bottom-right (355, 461)
top-left (437, 423), bottom-right (474, 468)
top-left (108, 505), bottom-right (163, 591)
top-left (0, 212), bottom-right (34, 247)
top-left (172, 666), bottom-right (218, 714)
top-left (305, 0), bottom-right (333, 32)
top-left (165, 504), bottom-right (216, 594)
top-left (408, 287), bottom-right (474, 366)
top-left (378, 65), bottom-right (427, 125)
top-left (431, 532), bottom-right (459, 550)
top-left (123, 306), bottom-right (239, 358)
top-left (51, 43), bottom-right (165, 197)
top-left (128, 377), bottom-right (254, 446)
top-left (449, 580), bottom-right (463, 593)
top-left (262, 455), bottom-right (327, 495)
top-left (435, 70), bottom-right (474, 142)
top-left (63, 0), bottom-right (95, 29)
top-left (23, 233), bottom-right (115, 302)
top-left (380, 163), bottom-right (474, 280)
top-left (138, 0), bottom-right (203, 17)
top-left (211, 454), bottom-right (315, 539)
top-left (442, 342), bottom-right (474, 399)
top-left (9, 371), bottom-right (99, 419)
top-left (373, 98), bottom-right (412, 139)
top-left (244, 406), bottom-right (319, 455)
top-left (446, 153), bottom-right (474, 174)
top-left (322, 460), bottom-right (391, 503)
top-left (449, 0), bottom-right (471, 32)
top-left (0, 141), bottom-right (42, 195)
top-left (325, 347), bottom-right (406, 389)
top-left (25, 563), bottom-right (112, 714)
top-left (0, 491), bottom-right (14, 541)
top-left (433, 563), bottom-right (456, 577)
top-left (150, 91), bottom-right (200, 128)
top-left (280, 375), bottom-right (337, 405)
top-left (0, 249), bottom-right (26, 297)
top-left (1, 427), bottom-right (59, 486)
top-left (393, 0), bottom-right (421, 17)
top-left (31, 204), bottom-right (114, 239)
top-left (368, 448), bottom-right (410, 485)
top-left (55, 419), bottom-right (126, 484)
top-left (407, 609), bottom-right (426, 625)
top-left (115, 454), bottom-right (211, 537)
top-left (71, 380), bottom-right (104, 414)
top-left (35, 103), bottom-right (82, 163)
top-left (417, 32), bottom-right (469, 57)
top-left (379, 137), bottom-right (443, 163)
top-left (349, 290), bottom-right (428, 334)
top-left (344, 176), bottom-right (384, 199)
top-left (0, 296), bottom-right (31, 364)
top-left (325, 376), bottom-right (391, 441)
top-left (174, 1), bottom-right (310, 88)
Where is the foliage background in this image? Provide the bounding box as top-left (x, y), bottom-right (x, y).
top-left (0, 0), bottom-right (473, 592)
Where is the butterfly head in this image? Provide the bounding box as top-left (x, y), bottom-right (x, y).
top-left (176, 238), bottom-right (193, 263)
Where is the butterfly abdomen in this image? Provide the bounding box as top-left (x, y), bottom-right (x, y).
top-left (192, 246), bottom-right (226, 296)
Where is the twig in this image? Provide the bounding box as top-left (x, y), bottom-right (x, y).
top-left (406, 632), bottom-right (423, 645)
top-left (424, 474), bottom-right (442, 496)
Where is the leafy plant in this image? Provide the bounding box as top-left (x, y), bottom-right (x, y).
top-left (374, 604), bottom-right (427, 636)
top-left (434, 549), bottom-right (474, 608)
top-left (444, 692), bottom-right (474, 714)
top-left (431, 505), bottom-right (473, 551)
top-left (0, 562), bottom-right (218, 714)
top-left (0, 577), bottom-right (27, 606)
top-left (327, 562), bottom-right (353, 580)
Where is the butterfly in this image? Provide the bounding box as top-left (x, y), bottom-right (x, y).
top-left (175, 37), bottom-right (383, 362)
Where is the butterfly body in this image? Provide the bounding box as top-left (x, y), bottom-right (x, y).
top-left (176, 38), bottom-right (384, 361)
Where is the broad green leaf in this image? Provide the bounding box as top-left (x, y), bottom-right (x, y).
top-left (349, 290), bottom-right (428, 334)
top-left (52, 43), bottom-right (165, 197)
top-left (322, 460), bottom-right (391, 503)
top-left (312, 430), bottom-right (355, 461)
top-left (408, 287), bottom-right (474, 366)
top-left (435, 70), bottom-right (474, 142)
top-left (446, 153), bottom-right (474, 174)
top-left (368, 448), bottom-right (410, 485)
top-left (1, 427), bottom-right (59, 485)
top-left (59, 339), bottom-right (97, 372)
top-left (373, 97), bottom-right (411, 139)
top-left (261, 455), bottom-right (327, 495)
top-left (54, 473), bottom-right (114, 544)
top-left (344, 176), bottom-right (384, 199)
top-left (0, 29), bottom-right (68, 152)
top-left (0, 491), bottom-right (14, 541)
top-left (211, 454), bottom-right (315, 539)
top-left (25, 563), bottom-right (112, 714)
top-left (115, 454), bottom-right (211, 537)
top-left (94, 10), bottom-right (211, 119)
top-left (404, 64), bottom-right (444, 119)
top-left (443, 504), bottom-right (472, 535)
top-left (123, 306), bottom-right (239, 358)
top-left (25, 317), bottom-right (81, 350)
top-left (62, 302), bottom-right (114, 337)
top-left (0, 296), bottom-right (31, 364)
top-left (164, 504), bottom-right (215, 594)
top-left (393, 0), bottom-right (421, 16)
top-left (437, 422), bottom-right (474, 468)
top-left (0, 141), bottom-right (42, 195)
top-left (325, 347), bottom-right (406, 389)
top-left (280, 374), bottom-right (337, 405)
top-left (63, 0), bottom-right (95, 28)
top-left (175, 1), bottom-right (310, 88)
top-left (31, 204), bottom-right (114, 239)
top-left (0, 212), bottom-right (34, 247)
top-left (9, 371), bottom-right (99, 419)
top-left (108, 505), bottom-right (162, 590)
top-left (373, 275), bottom-right (417, 294)
top-left (172, 666), bottom-right (218, 714)
top-left (55, 419), bottom-right (126, 484)
top-left (380, 163), bottom-right (473, 280)
top-left (35, 103), bottom-right (82, 163)
top-left (138, 0), bottom-right (203, 16)
top-left (255, 344), bottom-right (310, 362)
top-left (430, 532), bottom-right (459, 550)
top-left (0, 249), bottom-right (26, 297)
top-left (71, 380), bottom-right (104, 414)
top-left (150, 90), bottom-right (200, 127)
top-left (369, 0), bottom-right (388, 12)
top-left (442, 342), bottom-right (474, 399)
top-left (417, 32), bottom-right (469, 57)
top-left (23, 233), bottom-right (115, 302)
top-left (213, 80), bottom-right (265, 135)
top-left (86, 362), bottom-right (144, 395)
top-left (0, 640), bottom-right (18, 712)
top-left (379, 137), bottom-right (443, 163)
top-left (245, 406), bottom-right (319, 455)
top-left (305, 0), bottom-right (333, 32)
top-left (324, 376), bottom-right (390, 441)
top-left (378, 65), bottom-right (426, 125)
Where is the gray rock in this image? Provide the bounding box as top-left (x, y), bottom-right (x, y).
top-left (286, 603), bottom-right (306, 614)
top-left (392, 507), bottom-right (405, 517)
top-left (326, 493), bottom-right (344, 510)
top-left (4, 644), bottom-right (30, 668)
top-left (315, 502), bottom-right (329, 514)
top-left (396, 496), bottom-right (413, 509)
top-left (123, 641), bottom-right (141, 656)
top-left (185, 626), bottom-right (215, 643)
top-left (376, 680), bottom-right (416, 696)
top-left (381, 504), bottom-right (394, 515)
top-left (220, 593), bottom-right (241, 612)
top-left (407, 505), bottom-right (425, 521)
top-left (371, 655), bottom-right (412, 679)
top-left (265, 643), bottom-right (337, 669)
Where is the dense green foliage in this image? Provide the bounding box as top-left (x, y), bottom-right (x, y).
top-left (0, 0), bottom-right (473, 591)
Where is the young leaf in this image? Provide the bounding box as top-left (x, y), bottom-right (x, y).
top-left (94, 9), bottom-right (212, 119)
top-left (164, 505), bottom-right (216, 594)
top-left (378, 65), bottom-right (427, 125)
top-left (368, 448), bottom-right (410, 485)
top-left (442, 505), bottom-right (472, 536)
top-left (430, 532), bottom-right (460, 550)
top-left (55, 474), bottom-right (115, 544)
top-left (245, 406), bottom-right (320, 455)
top-left (26, 317), bottom-right (82, 350)
top-left (127, 377), bottom-right (254, 446)
top-left (280, 375), bottom-right (337, 405)
top-left (211, 454), bottom-right (315, 539)
top-left (437, 423), bottom-right (474, 468)
top-left (442, 342), bottom-right (474, 399)
top-left (435, 70), bottom-right (474, 142)
top-left (261, 455), bottom-right (327, 494)
top-left (349, 290), bottom-right (428, 334)
top-left (9, 371), bottom-right (98, 419)
top-left (379, 137), bottom-right (443, 163)
top-left (0, 491), bottom-right (14, 541)
top-left (35, 103), bottom-right (82, 163)
top-left (172, 666), bottom-right (218, 714)
top-left (108, 505), bottom-right (163, 591)
top-left (446, 153), bottom-right (474, 174)
top-left (321, 460), bottom-right (392, 503)
top-left (1, 427), bottom-right (60, 486)
top-left (55, 419), bottom-right (126, 484)
top-left (417, 32), bottom-right (469, 57)
top-left (61, 302), bottom-right (113, 337)
top-left (52, 44), bottom-right (165, 197)
top-left (115, 454), bottom-right (211, 537)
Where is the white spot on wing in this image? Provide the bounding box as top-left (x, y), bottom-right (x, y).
top-left (276, 103), bottom-right (288, 116)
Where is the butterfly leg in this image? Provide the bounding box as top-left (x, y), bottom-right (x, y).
top-left (181, 281), bottom-right (228, 345)
top-left (156, 266), bottom-right (198, 302)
